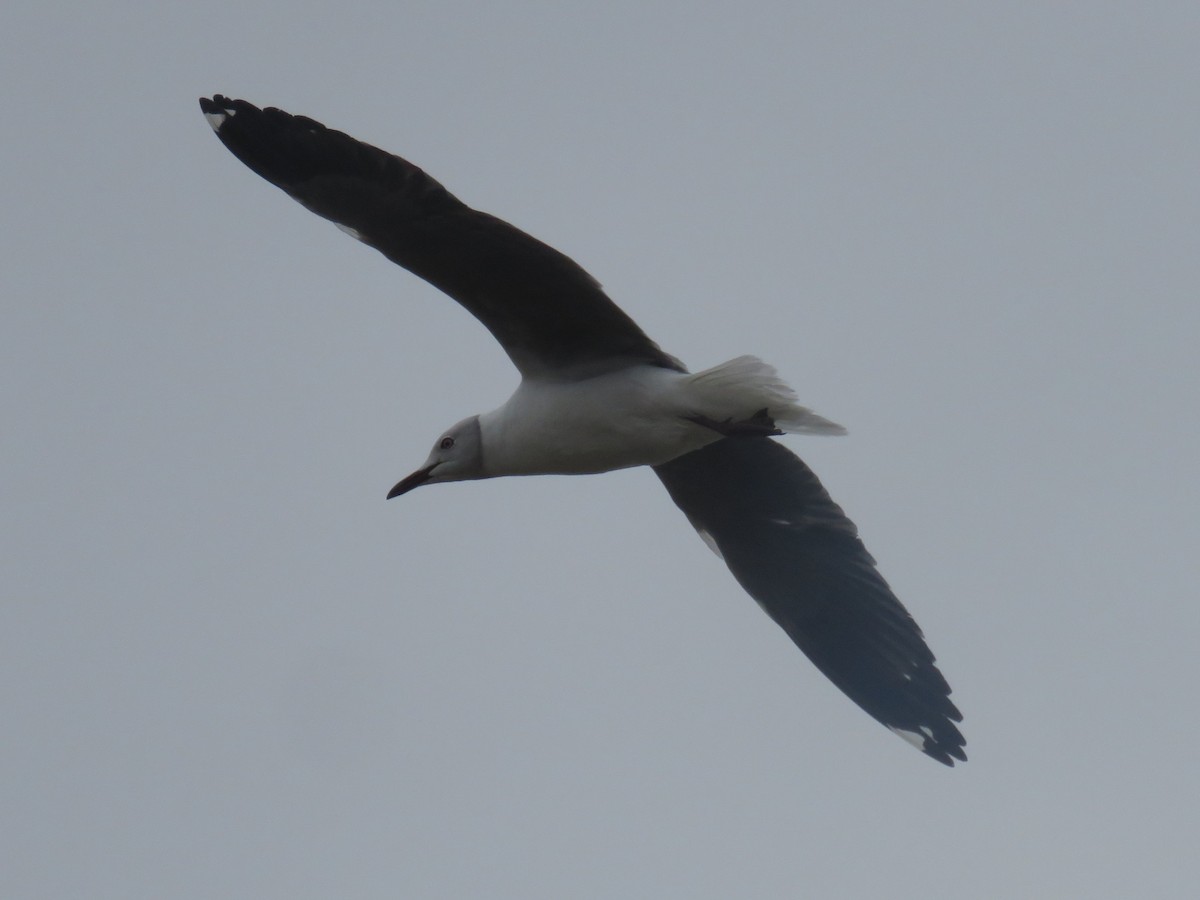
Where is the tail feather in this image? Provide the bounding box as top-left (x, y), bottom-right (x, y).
top-left (686, 356), bottom-right (846, 436)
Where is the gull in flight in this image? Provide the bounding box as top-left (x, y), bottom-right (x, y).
top-left (200, 95), bottom-right (965, 765)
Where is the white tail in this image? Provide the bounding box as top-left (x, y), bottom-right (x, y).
top-left (685, 355), bottom-right (846, 435)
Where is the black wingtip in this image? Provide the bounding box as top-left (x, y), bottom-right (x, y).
top-left (199, 94), bottom-right (241, 129)
top-left (887, 710), bottom-right (967, 766)
top-left (929, 738), bottom-right (969, 767)
top-left (198, 95), bottom-right (332, 190)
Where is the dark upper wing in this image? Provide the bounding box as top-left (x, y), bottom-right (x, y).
top-left (199, 96), bottom-right (681, 379)
top-left (654, 438), bottom-right (966, 765)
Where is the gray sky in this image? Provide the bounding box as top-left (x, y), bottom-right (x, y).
top-left (4, 2), bottom-right (1198, 897)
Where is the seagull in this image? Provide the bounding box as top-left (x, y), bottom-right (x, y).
top-left (199, 95), bottom-right (966, 765)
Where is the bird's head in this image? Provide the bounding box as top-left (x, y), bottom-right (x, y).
top-left (387, 415), bottom-right (485, 498)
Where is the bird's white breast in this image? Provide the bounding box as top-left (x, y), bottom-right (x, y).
top-left (477, 367), bottom-right (714, 477)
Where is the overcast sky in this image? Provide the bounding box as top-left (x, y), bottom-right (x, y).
top-left (4, 2), bottom-right (1198, 897)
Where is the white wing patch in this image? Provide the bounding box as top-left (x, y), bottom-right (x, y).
top-left (696, 527), bottom-right (724, 560)
top-left (336, 222), bottom-right (366, 242)
top-left (889, 725), bottom-right (934, 752)
top-left (203, 109), bottom-right (231, 132)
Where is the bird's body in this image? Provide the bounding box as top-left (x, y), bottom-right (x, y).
top-left (474, 355), bottom-right (843, 477)
top-left (200, 95), bottom-right (966, 765)
top-left (481, 365), bottom-right (709, 476)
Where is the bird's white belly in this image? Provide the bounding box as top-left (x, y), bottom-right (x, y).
top-left (478, 368), bottom-right (713, 477)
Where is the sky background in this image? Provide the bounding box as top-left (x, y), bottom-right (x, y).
top-left (3, 2), bottom-right (1198, 897)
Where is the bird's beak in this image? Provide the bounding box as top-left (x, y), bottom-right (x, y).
top-left (386, 463), bottom-right (438, 499)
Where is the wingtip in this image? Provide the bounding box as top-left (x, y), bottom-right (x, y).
top-left (199, 95), bottom-right (237, 132)
top-left (888, 723), bottom-right (967, 766)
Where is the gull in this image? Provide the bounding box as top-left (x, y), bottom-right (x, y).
top-left (199, 95), bottom-right (966, 765)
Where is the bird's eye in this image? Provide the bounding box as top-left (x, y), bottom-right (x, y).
top-left (440, 436), bottom-right (455, 450)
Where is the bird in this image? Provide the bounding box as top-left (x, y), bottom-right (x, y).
top-left (199, 95), bottom-right (966, 765)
